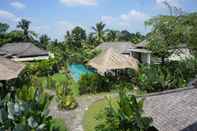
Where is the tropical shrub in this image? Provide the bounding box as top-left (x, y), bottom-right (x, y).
top-left (112, 81), bottom-right (133, 90)
top-left (138, 58), bottom-right (197, 92)
top-left (16, 86), bottom-right (38, 101)
top-left (104, 69), bottom-right (138, 84)
top-left (58, 95), bottom-right (78, 110)
top-left (45, 76), bottom-right (57, 89)
top-left (56, 81), bottom-right (78, 110)
top-left (0, 85), bottom-right (55, 131)
top-left (95, 89), bottom-right (157, 131)
top-left (173, 59), bottom-right (197, 82)
top-left (25, 59), bottom-right (58, 77)
top-left (138, 64), bottom-right (186, 92)
top-left (79, 73), bottom-right (110, 94)
top-left (15, 60), bottom-right (60, 90)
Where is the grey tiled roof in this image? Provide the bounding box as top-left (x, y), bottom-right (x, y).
top-left (0, 42), bottom-right (48, 58)
top-left (96, 42), bottom-right (135, 54)
top-left (144, 85), bottom-right (197, 131)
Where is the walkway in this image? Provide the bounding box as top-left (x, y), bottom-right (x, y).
top-left (49, 93), bottom-right (114, 131)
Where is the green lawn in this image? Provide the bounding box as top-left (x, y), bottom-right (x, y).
top-left (83, 98), bottom-right (118, 131)
top-left (38, 73), bottom-right (79, 96)
top-left (53, 73), bottom-right (68, 82)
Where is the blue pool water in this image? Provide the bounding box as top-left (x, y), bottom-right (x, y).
top-left (68, 64), bottom-right (93, 81)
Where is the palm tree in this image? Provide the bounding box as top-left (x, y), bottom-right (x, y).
top-left (17, 19), bottom-right (37, 41)
top-left (92, 22), bottom-right (106, 43)
top-left (106, 30), bottom-right (118, 42)
top-left (39, 34), bottom-right (50, 49)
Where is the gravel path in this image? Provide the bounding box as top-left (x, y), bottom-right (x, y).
top-left (49, 93), bottom-right (115, 131)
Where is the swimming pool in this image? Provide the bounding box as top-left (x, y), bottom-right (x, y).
top-left (68, 64), bottom-right (94, 81)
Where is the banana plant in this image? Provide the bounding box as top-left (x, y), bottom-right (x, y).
top-left (96, 89), bottom-right (157, 131)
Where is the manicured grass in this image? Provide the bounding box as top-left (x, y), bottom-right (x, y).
top-left (38, 73), bottom-right (67, 88)
top-left (53, 73), bottom-right (68, 82)
top-left (83, 98), bottom-right (118, 131)
top-left (38, 73), bottom-right (79, 96)
top-left (51, 118), bottom-right (68, 131)
top-left (53, 73), bottom-right (79, 96)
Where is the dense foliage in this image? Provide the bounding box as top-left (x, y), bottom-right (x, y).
top-left (55, 80), bottom-right (78, 110)
top-left (78, 69), bottom-right (141, 95)
top-left (146, 4), bottom-right (197, 63)
top-left (138, 58), bottom-right (197, 92)
top-left (146, 15), bottom-right (182, 60)
top-left (96, 89), bottom-right (157, 131)
top-left (0, 19), bottom-right (37, 46)
top-left (38, 34), bottom-right (51, 50)
top-left (25, 59), bottom-right (58, 77)
top-left (79, 73), bottom-right (110, 95)
top-left (0, 82), bottom-right (55, 131)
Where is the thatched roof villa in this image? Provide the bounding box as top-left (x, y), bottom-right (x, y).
top-left (0, 42), bottom-right (51, 62)
top-left (88, 48), bottom-right (138, 74)
top-left (96, 41), bottom-right (152, 64)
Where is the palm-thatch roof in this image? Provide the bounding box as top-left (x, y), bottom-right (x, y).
top-left (144, 86), bottom-right (197, 131)
top-left (96, 42), bottom-right (135, 54)
top-left (0, 42), bottom-right (49, 58)
top-left (88, 48), bottom-right (138, 73)
top-left (0, 57), bottom-right (25, 81)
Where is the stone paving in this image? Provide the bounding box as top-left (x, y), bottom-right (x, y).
top-left (49, 93), bottom-right (113, 131)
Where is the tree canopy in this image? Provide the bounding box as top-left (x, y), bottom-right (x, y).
top-left (39, 34), bottom-right (51, 49)
top-left (0, 22), bottom-right (9, 34)
top-left (17, 19), bottom-right (37, 42)
top-left (145, 2), bottom-right (197, 63)
top-left (92, 22), bottom-right (106, 43)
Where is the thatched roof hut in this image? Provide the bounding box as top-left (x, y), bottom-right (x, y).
top-left (88, 48), bottom-right (138, 74)
top-left (144, 87), bottom-right (197, 131)
top-left (0, 57), bottom-right (25, 80)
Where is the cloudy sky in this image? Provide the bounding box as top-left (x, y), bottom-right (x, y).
top-left (0, 0), bottom-right (197, 40)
